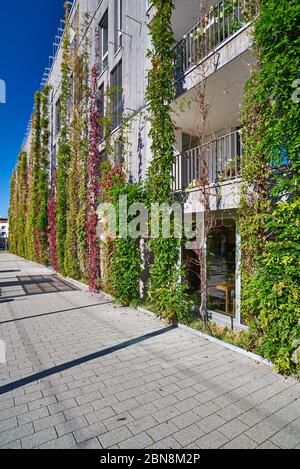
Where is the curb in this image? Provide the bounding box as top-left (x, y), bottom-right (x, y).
top-left (177, 323), bottom-right (274, 368)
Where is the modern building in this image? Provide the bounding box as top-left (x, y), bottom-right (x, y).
top-left (0, 218), bottom-right (9, 250)
top-left (22, 0), bottom-right (256, 329)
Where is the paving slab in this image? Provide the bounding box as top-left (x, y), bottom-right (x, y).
top-left (0, 253), bottom-right (299, 449)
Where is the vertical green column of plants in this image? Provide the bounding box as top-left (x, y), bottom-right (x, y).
top-left (26, 91), bottom-right (42, 261)
top-left (146, 0), bottom-right (188, 322)
top-left (56, 4), bottom-right (72, 275)
top-left (76, 25), bottom-right (90, 281)
top-left (65, 17), bottom-right (90, 280)
top-left (8, 170), bottom-right (17, 254)
top-left (37, 85), bottom-right (51, 265)
top-left (16, 151), bottom-right (28, 258)
top-left (241, 0), bottom-right (300, 375)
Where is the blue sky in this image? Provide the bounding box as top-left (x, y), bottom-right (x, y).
top-left (0, 0), bottom-right (64, 217)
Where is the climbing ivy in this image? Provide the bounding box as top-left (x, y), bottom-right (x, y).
top-left (87, 64), bottom-right (102, 291)
top-left (37, 85), bottom-right (51, 265)
top-left (240, 0), bottom-right (300, 375)
top-left (109, 181), bottom-right (144, 306)
top-left (16, 151), bottom-right (28, 258)
top-left (25, 91), bottom-right (42, 261)
top-left (146, 0), bottom-right (189, 322)
top-left (56, 4), bottom-right (72, 275)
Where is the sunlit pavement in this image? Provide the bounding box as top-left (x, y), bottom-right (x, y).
top-left (0, 252), bottom-right (299, 449)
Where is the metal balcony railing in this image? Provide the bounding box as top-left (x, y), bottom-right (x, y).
top-left (172, 130), bottom-right (242, 192)
top-left (174, 0), bottom-right (249, 79)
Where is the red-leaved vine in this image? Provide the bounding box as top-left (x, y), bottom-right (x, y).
top-left (87, 65), bottom-right (102, 291)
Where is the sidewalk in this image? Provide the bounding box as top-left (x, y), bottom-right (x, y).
top-left (0, 252), bottom-right (299, 449)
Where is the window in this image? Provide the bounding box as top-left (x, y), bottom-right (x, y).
top-left (184, 215), bottom-right (236, 320)
top-left (111, 61), bottom-right (123, 130)
top-left (114, 0), bottom-right (123, 53)
top-left (182, 133), bottom-right (199, 153)
top-left (97, 84), bottom-right (105, 140)
top-left (207, 218), bottom-right (236, 318)
top-left (99, 11), bottom-right (109, 71)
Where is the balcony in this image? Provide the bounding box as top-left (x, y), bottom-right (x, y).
top-left (174, 0), bottom-right (249, 80)
top-left (172, 130), bottom-right (242, 192)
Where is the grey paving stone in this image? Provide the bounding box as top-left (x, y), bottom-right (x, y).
top-left (147, 436), bottom-right (182, 449)
top-left (175, 397), bottom-right (200, 413)
top-left (219, 419), bottom-right (249, 440)
top-left (48, 398), bottom-right (77, 415)
top-left (0, 440), bottom-right (22, 449)
top-left (245, 421), bottom-right (278, 444)
top-left (63, 403), bottom-right (93, 421)
top-left (34, 412), bottom-right (66, 432)
top-left (119, 432), bottom-right (154, 449)
top-left (21, 427), bottom-right (58, 449)
top-left (85, 407), bottom-right (116, 425)
top-left (77, 438), bottom-right (102, 449)
top-left (173, 424), bottom-right (205, 446)
top-left (56, 416), bottom-right (88, 436)
top-left (98, 426), bottom-right (132, 449)
top-left (0, 416), bottom-right (18, 433)
top-left (28, 396), bottom-right (57, 411)
top-left (197, 414), bottom-right (227, 434)
top-left (270, 428), bottom-right (299, 449)
top-left (170, 410), bottom-right (200, 430)
top-left (258, 440), bottom-right (280, 449)
top-left (216, 403), bottom-right (245, 421)
top-left (223, 434), bottom-right (258, 449)
top-left (39, 434), bottom-right (76, 449)
top-left (147, 422), bottom-right (178, 443)
top-left (127, 415), bottom-right (157, 436)
top-left (0, 404), bottom-right (28, 422)
top-left (74, 421), bottom-right (106, 444)
top-left (194, 402), bottom-right (221, 418)
top-left (112, 397), bottom-right (140, 415)
top-left (195, 430), bottom-right (229, 449)
top-left (18, 406), bottom-right (49, 425)
top-left (0, 423), bottom-right (34, 447)
top-left (129, 402), bottom-right (158, 420)
top-left (103, 412), bottom-right (134, 431)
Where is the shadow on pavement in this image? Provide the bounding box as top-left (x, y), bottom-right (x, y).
top-left (0, 301), bottom-right (113, 325)
top-left (0, 325), bottom-right (177, 396)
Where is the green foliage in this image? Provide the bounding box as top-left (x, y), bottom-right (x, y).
top-left (8, 170), bottom-right (17, 254)
top-left (148, 237), bottom-right (190, 323)
top-left (37, 85), bottom-right (51, 264)
top-left (241, 0), bottom-right (300, 375)
top-left (145, 0), bottom-right (188, 322)
top-left (102, 164), bottom-right (144, 306)
top-left (184, 317), bottom-right (261, 353)
top-left (146, 0), bottom-right (176, 204)
top-left (26, 91), bottom-right (42, 261)
top-left (56, 6), bottom-right (72, 274)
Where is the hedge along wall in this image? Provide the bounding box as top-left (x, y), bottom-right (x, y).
top-left (241, 0), bottom-right (300, 375)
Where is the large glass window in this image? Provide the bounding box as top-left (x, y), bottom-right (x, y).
top-left (111, 61), bottom-right (123, 130)
top-left (184, 214), bottom-right (236, 320)
top-left (99, 11), bottom-right (108, 71)
top-left (207, 218), bottom-right (236, 318)
top-left (114, 0), bottom-right (123, 53)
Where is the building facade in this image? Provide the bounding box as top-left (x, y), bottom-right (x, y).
top-left (21, 0), bottom-right (255, 329)
top-left (0, 218), bottom-right (9, 250)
